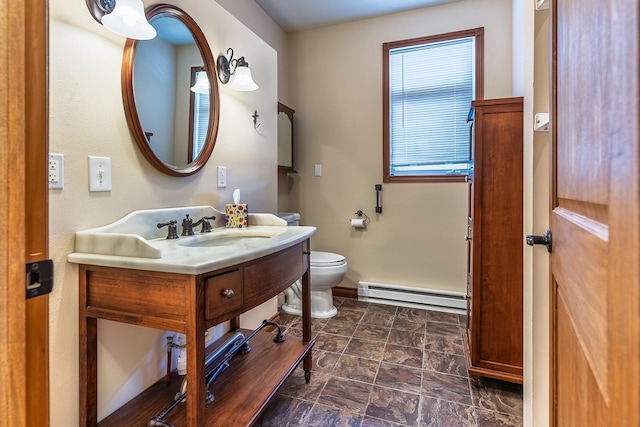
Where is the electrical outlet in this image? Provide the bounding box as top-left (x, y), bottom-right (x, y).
top-left (48, 153), bottom-right (64, 189)
top-left (217, 166), bottom-right (227, 188)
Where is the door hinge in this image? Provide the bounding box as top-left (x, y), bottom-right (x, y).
top-left (26, 259), bottom-right (53, 299)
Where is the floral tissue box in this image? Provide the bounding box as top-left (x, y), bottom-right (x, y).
top-left (225, 204), bottom-right (248, 228)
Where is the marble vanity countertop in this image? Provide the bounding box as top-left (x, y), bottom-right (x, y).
top-left (67, 206), bottom-right (316, 275)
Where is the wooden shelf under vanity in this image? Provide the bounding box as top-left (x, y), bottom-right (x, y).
top-left (100, 329), bottom-right (314, 427)
top-left (78, 240), bottom-right (314, 427)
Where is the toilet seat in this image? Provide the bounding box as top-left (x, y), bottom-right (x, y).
top-left (311, 251), bottom-right (346, 267)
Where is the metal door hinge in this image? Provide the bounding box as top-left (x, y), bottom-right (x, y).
top-left (26, 259), bottom-right (53, 299)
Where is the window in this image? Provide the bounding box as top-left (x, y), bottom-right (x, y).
top-left (383, 28), bottom-right (483, 182)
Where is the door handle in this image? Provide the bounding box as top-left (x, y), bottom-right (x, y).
top-left (526, 229), bottom-right (552, 253)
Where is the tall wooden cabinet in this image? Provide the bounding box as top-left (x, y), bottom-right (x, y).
top-left (464, 97), bottom-right (523, 384)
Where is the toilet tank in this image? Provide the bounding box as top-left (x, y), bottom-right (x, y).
top-left (276, 212), bottom-right (300, 226)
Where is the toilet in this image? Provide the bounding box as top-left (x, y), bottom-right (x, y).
top-left (277, 213), bottom-right (347, 319)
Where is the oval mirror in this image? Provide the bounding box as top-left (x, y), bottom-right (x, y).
top-left (122, 4), bottom-right (220, 177)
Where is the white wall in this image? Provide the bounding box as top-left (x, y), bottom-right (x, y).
top-left (48, 0), bottom-right (278, 423)
top-left (286, 0), bottom-right (514, 293)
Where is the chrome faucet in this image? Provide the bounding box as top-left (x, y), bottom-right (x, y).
top-left (181, 214), bottom-right (194, 236)
top-left (157, 220), bottom-right (178, 239)
top-left (194, 215), bottom-right (216, 233)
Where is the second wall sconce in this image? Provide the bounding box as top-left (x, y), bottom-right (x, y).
top-left (190, 67), bottom-right (210, 94)
top-left (216, 48), bottom-right (259, 91)
top-left (85, 0), bottom-right (156, 40)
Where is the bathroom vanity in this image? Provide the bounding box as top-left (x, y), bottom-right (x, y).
top-left (69, 207), bottom-right (316, 426)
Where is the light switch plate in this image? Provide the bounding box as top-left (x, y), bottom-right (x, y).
top-left (314, 164), bottom-right (322, 177)
top-left (88, 156), bottom-right (112, 192)
top-left (217, 166), bottom-right (227, 188)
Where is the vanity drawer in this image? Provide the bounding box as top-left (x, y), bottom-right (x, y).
top-left (244, 243), bottom-right (305, 307)
top-left (205, 269), bottom-right (243, 320)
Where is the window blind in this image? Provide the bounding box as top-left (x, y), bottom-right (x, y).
top-left (192, 70), bottom-right (210, 159)
top-left (389, 37), bottom-right (474, 176)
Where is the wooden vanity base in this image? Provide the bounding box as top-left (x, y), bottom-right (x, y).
top-left (99, 329), bottom-right (314, 427)
top-left (79, 240), bottom-right (313, 427)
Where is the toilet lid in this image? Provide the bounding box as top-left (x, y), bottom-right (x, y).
top-left (311, 251), bottom-right (346, 267)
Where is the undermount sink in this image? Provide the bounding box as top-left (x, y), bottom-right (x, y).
top-left (178, 229), bottom-right (279, 248)
top-left (68, 206), bottom-right (316, 275)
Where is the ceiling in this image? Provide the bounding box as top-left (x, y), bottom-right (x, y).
top-left (253, 0), bottom-right (462, 33)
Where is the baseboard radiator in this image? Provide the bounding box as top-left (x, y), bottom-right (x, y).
top-left (357, 281), bottom-right (466, 314)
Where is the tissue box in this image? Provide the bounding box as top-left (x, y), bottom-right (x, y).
top-left (225, 204), bottom-right (248, 228)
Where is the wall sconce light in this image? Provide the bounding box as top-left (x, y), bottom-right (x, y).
top-left (216, 48), bottom-right (259, 91)
top-left (190, 68), bottom-right (210, 94)
top-left (85, 0), bottom-right (157, 40)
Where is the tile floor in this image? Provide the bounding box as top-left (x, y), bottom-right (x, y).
top-left (257, 297), bottom-right (523, 427)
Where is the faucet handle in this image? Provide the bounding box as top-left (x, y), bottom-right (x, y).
top-left (157, 220), bottom-right (178, 239)
top-left (195, 215), bottom-right (216, 233)
top-left (181, 214), bottom-right (194, 236)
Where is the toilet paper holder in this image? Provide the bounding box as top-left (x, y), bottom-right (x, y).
top-left (354, 210), bottom-right (368, 222)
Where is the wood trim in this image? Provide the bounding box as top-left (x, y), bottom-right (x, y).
top-left (333, 286), bottom-right (358, 299)
top-left (382, 27), bottom-right (484, 183)
top-left (1, 0), bottom-right (28, 424)
top-left (25, 0), bottom-right (49, 425)
top-left (549, 1), bottom-right (558, 424)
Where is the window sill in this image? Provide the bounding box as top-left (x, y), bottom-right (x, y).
top-left (383, 175), bottom-right (468, 183)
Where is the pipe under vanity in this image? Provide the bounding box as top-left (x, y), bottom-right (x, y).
top-left (149, 320), bottom-right (286, 427)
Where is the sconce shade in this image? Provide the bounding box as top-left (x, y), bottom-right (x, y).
top-left (101, 0), bottom-right (156, 40)
top-left (229, 65), bottom-right (259, 91)
top-left (191, 71), bottom-right (210, 94)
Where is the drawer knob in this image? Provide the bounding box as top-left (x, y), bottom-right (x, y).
top-left (221, 289), bottom-right (235, 298)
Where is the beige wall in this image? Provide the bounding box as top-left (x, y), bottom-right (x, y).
top-left (531, 8), bottom-right (551, 426)
top-left (48, 0), bottom-right (279, 422)
top-left (285, 0), bottom-right (514, 293)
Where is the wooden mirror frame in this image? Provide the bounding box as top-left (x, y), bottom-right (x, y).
top-left (121, 4), bottom-right (220, 177)
top-left (277, 102), bottom-right (295, 173)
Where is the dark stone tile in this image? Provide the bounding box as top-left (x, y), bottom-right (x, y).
top-left (375, 362), bottom-right (422, 394)
top-left (278, 312), bottom-right (301, 327)
top-left (313, 349), bottom-right (341, 373)
top-left (387, 328), bottom-right (425, 349)
top-left (361, 417), bottom-right (409, 426)
top-left (306, 403), bottom-right (364, 427)
top-left (344, 337), bottom-right (386, 360)
top-left (383, 343), bottom-right (423, 369)
top-left (362, 310), bottom-right (395, 327)
top-left (333, 354), bottom-right (380, 383)
top-left (279, 369), bottom-right (330, 401)
top-left (475, 408), bottom-right (523, 427)
top-left (340, 298), bottom-right (370, 311)
top-left (334, 308), bottom-right (366, 323)
top-left (284, 326), bottom-right (320, 340)
top-left (423, 333), bottom-right (465, 356)
top-left (470, 379), bottom-right (523, 417)
top-left (365, 386), bottom-right (420, 426)
top-left (354, 323), bottom-right (391, 342)
top-left (257, 394), bottom-right (313, 426)
top-left (324, 318), bottom-right (360, 336)
top-left (334, 296), bottom-right (346, 308)
top-left (426, 310), bottom-right (460, 325)
top-left (392, 317), bottom-right (427, 333)
top-left (318, 377), bottom-right (373, 414)
top-left (426, 321), bottom-right (463, 337)
top-left (315, 332), bottom-right (351, 353)
top-left (422, 370), bottom-right (473, 406)
top-left (367, 303), bottom-right (398, 315)
top-left (396, 307), bottom-right (428, 322)
top-left (419, 397), bottom-right (476, 427)
top-left (458, 313), bottom-right (468, 326)
top-left (423, 350), bottom-right (468, 377)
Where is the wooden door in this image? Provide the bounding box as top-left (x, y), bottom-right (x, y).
top-left (551, 0), bottom-right (639, 425)
top-left (1, 0), bottom-right (49, 425)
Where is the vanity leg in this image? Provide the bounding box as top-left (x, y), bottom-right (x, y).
top-left (301, 248), bottom-right (313, 384)
top-left (185, 279), bottom-right (206, 426)
top-left (79, 316), bottom-right (97, 426)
